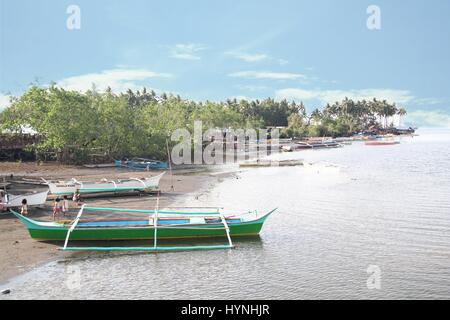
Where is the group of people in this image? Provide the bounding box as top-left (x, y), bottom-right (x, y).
top-left (52, 190), bottom-right (81, 221)
top-left (1, 188), bottom-right (82, 220)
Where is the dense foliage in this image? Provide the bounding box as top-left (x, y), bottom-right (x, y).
top-left (0, 86), bottom-right (407, 162)
top-left (284, 98), bottom-right (407, 138)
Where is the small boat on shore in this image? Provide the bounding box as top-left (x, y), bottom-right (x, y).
top-left (1, 190), bottom-right (49, 208)
top-left (115, 158), bottom-right (168, 170)
top-left (43, 172), bottom-right (165, 196)
top-left (11, 206), bottom-right (276, 252)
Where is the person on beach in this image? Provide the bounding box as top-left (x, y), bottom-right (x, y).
top-left (72, 189), bottom-right (81, 206)
top-left (62, 195), bottom-right (69, 216)
top-left (20, 199), bottom-right (28, 216)
top-left (0, 190), bottom-right (6, 212)
top-left (53, 197), bottom-right (62, 221)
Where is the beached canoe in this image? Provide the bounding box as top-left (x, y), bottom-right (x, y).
top-left (1, 191), bottom-right (49, 208)
top-left (10, 206), bottom-right (276, 251)
top-left (115, 158), bottom-right (169, 170)
top-left (43, 172), bottom-right (165, 196)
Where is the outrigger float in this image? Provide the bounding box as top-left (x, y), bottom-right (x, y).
top-left (10, 205), bottom-right (276, 252)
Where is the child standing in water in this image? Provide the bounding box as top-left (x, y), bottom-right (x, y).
top-left (20, 199), bottom-right (28, 216)
top-left (62, 195), bottom-right (69, 216)
top-left (72, 189), bottom-right (81, 206)
top-left (53, 197), bottom-right (62, 221)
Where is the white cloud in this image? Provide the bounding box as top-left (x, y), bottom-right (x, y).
top-left (57, 68), bottom-right (172, 93)
top-left (229, 71), bottom-right (306, 81)
top-left (0, 94), bottom-right (12, 111)
top-left (225, 51), bottom-right (288, 66)
top-left (276, 88), bottom-right (415, 104)
top-left (225, 51), bottom-right (269, 62)
top-left (237, 85), bottom-right (269, 92)
top-left (412, 97), bottom-right (445, 106)
top-left (170, 44), bottom-right (207, 60)
top-left (405, 110), bottom-right (450, 128)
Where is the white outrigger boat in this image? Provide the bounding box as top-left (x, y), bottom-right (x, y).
top-left (0, 190), bottom-right (49, 208)
top-left (43, 172), bottom-right (166, 196)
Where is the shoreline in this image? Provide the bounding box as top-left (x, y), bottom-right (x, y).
top-left (0, 162), bottom-right (238, 285)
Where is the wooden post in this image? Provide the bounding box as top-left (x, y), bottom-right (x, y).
top-left (166, 139), bottom-right (174, 191)
top-left (153, 192), bottom-right (160, 249)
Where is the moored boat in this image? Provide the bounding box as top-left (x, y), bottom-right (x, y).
top-left (1, 190), bottom-right (49, 208)
top-left (365, 140), bottom-right (400, 146)
top-left (43, 172), bottom-right (165, 195)
top-left (10, 206), bottom-right (276, 252)
top-left (239, 159), bottom-right (303, 168)
top-left (115, 158), bottom-right (169, 170)
top-left (294, 141), bottom-right (342, 150)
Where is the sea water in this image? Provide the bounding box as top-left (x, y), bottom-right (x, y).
top-left (1, 128), bottom-right (449, 299)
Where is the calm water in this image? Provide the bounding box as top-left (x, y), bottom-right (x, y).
top-left (1, 128), bottom-right (450, 299)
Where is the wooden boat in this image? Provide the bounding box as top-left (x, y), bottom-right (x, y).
top-left (43, 172), bottom-right (165, 196)
top-left (1, 190), bottom-right (49, 208)
top-left (365, 140), bottom-right (400, 146)
top-left (294, 141), bottom-right (342, 150)
top-left (10, 206), bottom-right (276, 252)
top-left (239, 159), bottom-right (303, 168)
top-left (115, 158), bottom-right (168, 170)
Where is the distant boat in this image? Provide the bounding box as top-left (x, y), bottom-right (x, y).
top-left (115, 158), bottom-right (169, 170)
top-left (43, 172), bottom-right (165, 195)
top-left (1, 191), bottom-right (48, 208)
top-left (295, 141), bottom-right (342, 150)
top-left (365, 140), bottom-right (400, 146)
top-left (239, 159), bottom-right (303, 168)
top-left (334, 137), bottom-right (354, 145)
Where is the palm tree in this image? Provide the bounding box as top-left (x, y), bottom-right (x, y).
top-left (397, 107), bottom-right (407, 127)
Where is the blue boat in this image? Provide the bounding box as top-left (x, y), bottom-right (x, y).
top-left (115, 158), bottom-right (169, 170)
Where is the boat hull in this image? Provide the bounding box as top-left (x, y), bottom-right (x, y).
top-left (365, 141), bottom-right (400, 146)
top-left (47, 173), bottom-right (165, 195)
top-left (115, 160), bottom-right (168, 170)
top-left (11, 210), bottom-right (273, 241)
top-left (5, 191), bottom-right (49, 207)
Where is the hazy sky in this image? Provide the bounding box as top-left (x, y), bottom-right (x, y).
top-left (1, 0), bottom-right (450, 127)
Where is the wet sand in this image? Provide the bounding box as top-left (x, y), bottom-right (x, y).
top-left (0, 162), bottom-right (236, 284)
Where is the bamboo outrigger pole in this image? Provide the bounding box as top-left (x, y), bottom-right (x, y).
top-left (219, 208), bottom-right (234, 249)
top-left (63, 204), bottom-right (85, 250)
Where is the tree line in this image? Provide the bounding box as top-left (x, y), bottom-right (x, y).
top-left (0, 85), bottom-right (407, 162)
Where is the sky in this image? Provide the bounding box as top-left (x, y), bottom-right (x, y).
top-left (1, 0), bottom-right (450, 127)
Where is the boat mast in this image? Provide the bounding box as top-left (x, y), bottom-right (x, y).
top-left (166, 139), bottom-right (174, 191)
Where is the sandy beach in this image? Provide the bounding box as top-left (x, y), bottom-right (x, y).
top-left (0, 162), bottom-right (234, 284)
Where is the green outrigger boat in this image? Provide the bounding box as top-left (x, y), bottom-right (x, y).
top-left (11, 206), bottom-right (276, 252)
